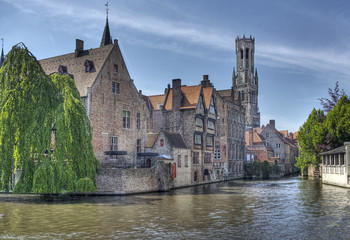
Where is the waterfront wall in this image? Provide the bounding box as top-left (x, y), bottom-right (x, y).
top-left (97, 161), bottom-right (171, 194)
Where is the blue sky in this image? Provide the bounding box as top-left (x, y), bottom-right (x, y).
top-left (1, 0), bottom-right (350, 132)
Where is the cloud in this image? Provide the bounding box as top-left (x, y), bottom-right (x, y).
top-left (5, 0), bottom-right (350, 80)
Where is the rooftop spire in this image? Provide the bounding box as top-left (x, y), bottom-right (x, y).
top-left (100, 1), bottom-right (112, 47)
top-left (0, 38), bottom-right (4, 69)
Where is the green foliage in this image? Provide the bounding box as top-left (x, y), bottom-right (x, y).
top-left (0, 43), bottom-right (98, 194)
top-left (244, 160), bottom-right (273, 179)
top-left (76, 177), bottom-right (96, 193)
top-left (325, 96), bottom-right (350, 148)
top-left (261, 160), bottom-right (271, 179)
top-left (296, 108), bottom-right (327, 172)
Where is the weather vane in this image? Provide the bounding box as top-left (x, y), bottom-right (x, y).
top-left (105, 1), bottom-right (109, 18)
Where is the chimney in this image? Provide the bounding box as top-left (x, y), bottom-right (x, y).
top-left (201, 74), bottom-right (212, 88)
top-left (172, 79), bottom-right (182, 110)
top-left (75, 39), bottom-right (84, 57)
top-left (269, 120), bottom-right (275, 129)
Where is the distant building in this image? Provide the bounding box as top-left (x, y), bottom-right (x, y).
top-left (40, 16), bottom-right (152, 167)
top-left (255, 120), bottom-right (299, 175)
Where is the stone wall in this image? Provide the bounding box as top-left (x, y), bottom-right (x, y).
top-left (97, 160), bottom-right (171, 194)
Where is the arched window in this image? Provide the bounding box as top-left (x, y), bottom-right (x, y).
top-left (240, 49), bottom-right (243, 59)
top-left (246, 48), bottom-right (249, 59)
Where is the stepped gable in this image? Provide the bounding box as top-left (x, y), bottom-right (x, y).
top-left (39, 44), bottom-right (114, 96)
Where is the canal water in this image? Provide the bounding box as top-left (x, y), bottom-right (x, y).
top-left (1, 176), bottom-right (350, 239)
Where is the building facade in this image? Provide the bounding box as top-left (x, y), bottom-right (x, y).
top-left (40, 17), bottom-right (152, 167)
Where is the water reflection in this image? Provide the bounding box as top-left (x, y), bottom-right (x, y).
top-left (1, 177), bottom-right (350, 239)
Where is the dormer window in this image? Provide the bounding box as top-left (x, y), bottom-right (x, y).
top-left (113, 64), bottom-right (118, 74)
top-left (58, 65), bottom-right (67, 74)
top-left (84, 60), bottom-right (94, 73)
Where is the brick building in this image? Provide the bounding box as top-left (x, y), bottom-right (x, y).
top-left (145, 130), bottom-right (192, 187)
top-left (146, 75), bottom-right (246, 182)
top-left (39, 17), bottom-right (152, 167)
top-left (255, 120), bottom-right (299, 175)
top-left (216, 89), bottom-right (246, 178)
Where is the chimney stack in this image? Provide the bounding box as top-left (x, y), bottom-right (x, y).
top-left (172, 79), bottom-right (182, 110)
top-left (201, 74), bottom-right (212, 88)
top-left (75, 39), bottom-right (84, 57)
top-left (269, 120), bottom-right (275, 129)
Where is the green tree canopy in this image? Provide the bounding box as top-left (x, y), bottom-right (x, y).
top-left (0, 43), bottom-right (98, 194)
top-left (296, 108), bottom-right (327, 172)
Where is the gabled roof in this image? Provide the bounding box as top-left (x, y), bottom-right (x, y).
top-left (164, 132), bottom-right (187, 148)
top-left (164, 85), bottom-right (201, 110)
top-left (279, 130), bottom-right (288, 138)
top-left (147, 94), bottom-right (166, 110)
top-left (40, 44), bottom-right (115, 96)
top-left (145, 133), bottom-right (159, 148)
top-left (217, 89), bottom-right (232, 98)
top-left (203, 87), bottom-right (213, 109)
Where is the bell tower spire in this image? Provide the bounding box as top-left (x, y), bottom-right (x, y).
top-left (0, 38), bottom-right (4, 69)
top-left (232, 35), bottom-right (260, 128)
top-left (100, 2), bottom-right (112, 47)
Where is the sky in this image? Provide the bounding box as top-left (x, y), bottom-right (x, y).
top-left (1, 0), bottom-right (350, 132)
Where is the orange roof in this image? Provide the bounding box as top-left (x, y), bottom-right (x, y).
top-left (164, 85), bottom-right (201, 110)
top-left (279, 130), bottom-right (288, 138)
top-left (148, 94), bottom-right (165, 110)
top-left (202, 87), bottom-right (213, 109)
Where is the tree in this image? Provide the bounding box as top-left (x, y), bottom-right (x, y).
top-left (318, 81), bottom-right (346, 113)
top-left (325, 95), bottom-right (350, 148)
top-left (0, 43), bottom-right (98, 193)
top-left (296, 109), bottom-right (327, 172)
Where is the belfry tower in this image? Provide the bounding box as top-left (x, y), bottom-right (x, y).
top-left (232, 35), bottom-right (260, 128)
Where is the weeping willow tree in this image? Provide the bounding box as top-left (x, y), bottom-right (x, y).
top-left (0, 43), bottom-right (98, 194)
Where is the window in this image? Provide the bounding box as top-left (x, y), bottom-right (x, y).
top-left (246, 48), bottom-right (249, 59)
top-left (240, 49), bottom-right (243, 59)
top-left (204, 153), bottom-right (211, 164)
top-left (214, 145), bottom-right (221, 159)
top-left (266, 133), bottom-right (270, 138)
top-left (276, 143), bottom-right (281, 149)
top-left (193, 152), bottom-right (199, 164)
top-left (137, 113), bottom-right (140, 130)
top-left (275, 153), bottom-right (280, 157)
top-left (185, 155), bottom-right (188, 167)
top-left (157, 104), bottom-right (164, 110)
top-left (109, 136), bottom-right (118, 160)
top-left (160, 139), bottom-right (164, 146)
top-left (177, 155), bottom-right (182, 168)
top-left (208, 120), bottom-right (215, 130)
top-left (136, 139), bottom-right (141, 154)
top-left (194, 133), bottom-right (202, 145)
top-left (58, 65), bottom-right (67, 74)
top-left (113, 64), bottom-right (118, 74)
top-left (206, 135), bottom-right (213, 147)
top-left (112, 82), bottom-right (120, 94)
top-left (196, 118), bottom-right (203, 128)
top-left (216, 122), bottom-right (220, 136)
top-left (209, 104), bottom-right (215, 114)
top-left (123, 110), bottom-right (131, 129)
top-left (84, 60), bottom-right (94, 73)
top-left (241, 92), bottom-right (245, 102)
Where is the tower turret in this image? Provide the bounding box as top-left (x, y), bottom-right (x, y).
top-left (0, 38), bottom-right (4, 69)
top-left (100, 2), bottom-right (112, 47)
top-left (232, 35), bottom-right (260, 128)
